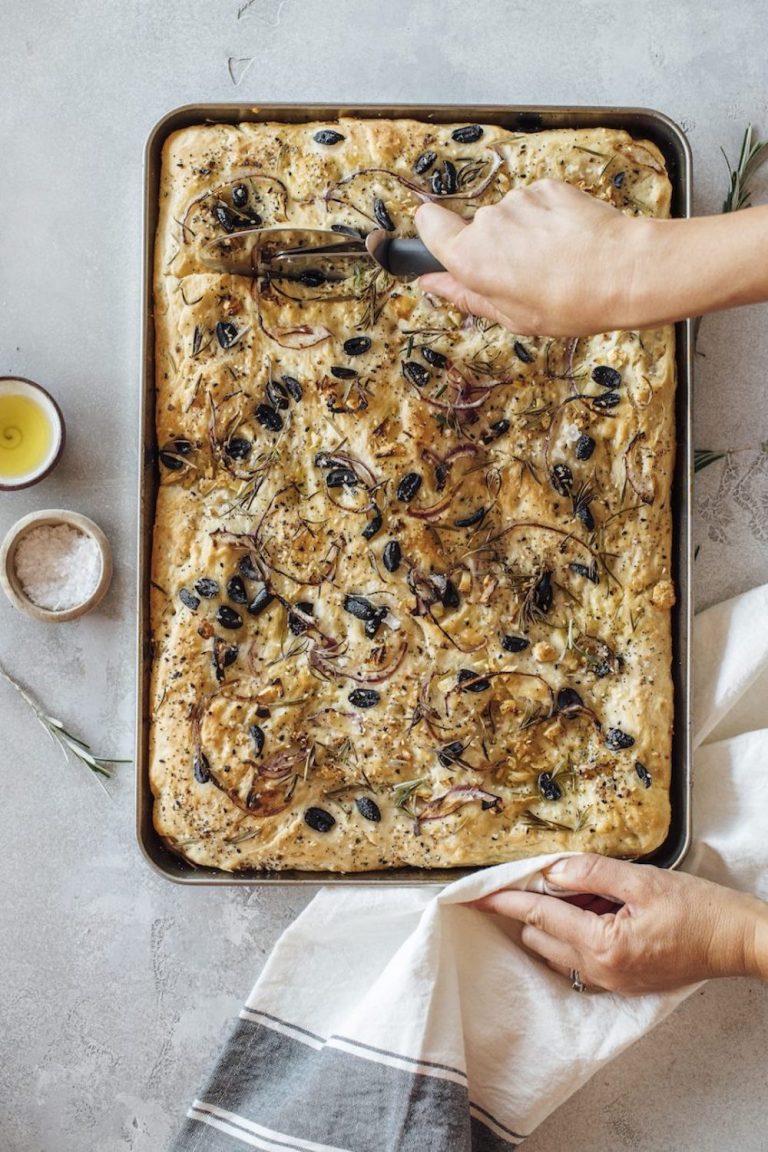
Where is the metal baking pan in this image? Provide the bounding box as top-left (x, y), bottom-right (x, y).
top-left (137, 104), bottom-right (692, 885)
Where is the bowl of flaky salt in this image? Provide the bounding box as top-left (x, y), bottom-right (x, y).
top-left (0, 509), bottom-right (113, 622)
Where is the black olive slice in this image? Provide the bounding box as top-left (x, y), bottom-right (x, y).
top-left (575, 434), bottom-right (596, 460)
top-left (314, 129), bottom-right (345, 145)
top-left (179, 588), bottom-right (200, 611)
top-left (216, 605), bottom-right (243, 630)
top-left (343, 336), bottom-right (372, 356)
top-left (383, 541), bottom-right (401, 572)
top-left (249, 724), bottom-right (265, 756)
top-left (451, 124), bottom-right (484, 143)
top-left (355, 796), bottom-right (381, 822)
top-left (373, 197), bottom-right (395, 231)
top-left (216, 320), bottom-right (239, 349)
top-left (538, 772), bottom-right (562, 801)
top-left (402, 361), bottom-right (430, 388)
top-left (226, 576), bottom-right (248, 604)
top-left (501, 634), bottom-right (529, 653)
top-left (606, 727), bottom-right (635, 751)
top-left (304, 806), bottom-right (336, 832)
top-left (413, 150), bottom-right (437, 175)
top-left (592, 365), bottom-right (622, 389)
top-left (438, 740), bottom-right (464, 767)
top-left (396, 472), bottom-right (422, 502)
top-left (420, 346), bottom-right (447, 368)
top-left (348, 688), bottom-right (380, 708)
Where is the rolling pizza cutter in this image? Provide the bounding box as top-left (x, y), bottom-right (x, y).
top-left (200, 226), bottom-right (445, 283)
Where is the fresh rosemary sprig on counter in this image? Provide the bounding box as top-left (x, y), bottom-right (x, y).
top-left (721, 124), bottom-right (768, 212)
top-left (0, 658), bottom-right (130, 790)
top-left (694, 442), bottom-right (768, 473)
top-left (694, 448), bottom-right (727, 473)
top-left (695, 123), bottom-right (768, 348)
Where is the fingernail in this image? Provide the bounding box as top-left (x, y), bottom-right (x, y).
top-left (545, 859), bottom-right (568, 878)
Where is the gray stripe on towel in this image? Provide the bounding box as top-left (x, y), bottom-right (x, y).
top-left (172, 1016), bottom-right (522, 1151)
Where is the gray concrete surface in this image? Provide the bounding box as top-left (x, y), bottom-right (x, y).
top-left (1, 1), bottom-right (767, 1149)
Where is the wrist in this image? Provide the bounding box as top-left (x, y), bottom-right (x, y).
top-left (628, 207), bottom-right (768, 329)
top-left (745, 900), bottom-right (768, 981)
top-left (608, 216), bottom-right (685, 331)
top-left (625, 216), bottom-right (705, 329)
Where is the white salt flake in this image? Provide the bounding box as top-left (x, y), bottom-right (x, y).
top-left (14, 524), bottom-right (101, 611)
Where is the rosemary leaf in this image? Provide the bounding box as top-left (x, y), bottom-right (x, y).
top-left (694, 448), bottom-right (727, 472)
top-left (721, 124), bottom-right (768, 213)
top-left (519, 808), bottom-right (576, 833)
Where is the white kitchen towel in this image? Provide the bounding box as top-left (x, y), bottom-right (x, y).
top-left (174, 582), bottom-right (768, 1152)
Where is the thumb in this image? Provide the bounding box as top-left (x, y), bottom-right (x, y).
top-left (544, 853), bottom-right (649, 904)
top-left (415, 202), bottom-right (467, 267)
top-left (417, 271), bottom-right (500, 324)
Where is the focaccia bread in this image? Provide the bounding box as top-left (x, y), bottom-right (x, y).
top-left (150, 118), bottom-right (676, 872)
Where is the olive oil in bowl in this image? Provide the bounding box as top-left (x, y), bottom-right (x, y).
top-left (0, 378), bottom-right (64, 490)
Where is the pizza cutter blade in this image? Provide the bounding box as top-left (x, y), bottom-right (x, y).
top-left (200, 227), bottom-right (444, 282)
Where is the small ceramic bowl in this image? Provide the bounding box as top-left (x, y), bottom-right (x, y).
top-left (0, 509), bottom-right (113, 622)
top-left (0, 376), bottom-right (66, 491)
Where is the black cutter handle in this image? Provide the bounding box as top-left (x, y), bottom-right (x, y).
top-left (377, 238), bottom-right (445, 279)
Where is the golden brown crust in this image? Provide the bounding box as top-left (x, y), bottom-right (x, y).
top-left (150, 119), bottom-right (675, 872)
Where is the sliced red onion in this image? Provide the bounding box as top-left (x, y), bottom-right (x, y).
top-left (421, 447), bottom-right (443, 471)
top-left (443, 443), bottom-right (480, 464)
top-left (305, 707), bottom-right (366, 732)
top-left (257, 747), bottom-right (307, 780)
top-left (335, 638), bottom-right (407, 684)
top-left (316, 449), bottom-right (378, 490)
top-left (210, 528), bottom-right (266, 570)
top-left (618, 141), bottom-right (665, 174)
top-left (420, 389), bottom-right (491, 411)
top-left (325, 489), bottom-right (371, 515)
top-left (310, 638), bottom-right (407, 684)
top-left (414, 676), bottom-right (451, 740)
top-left (260, 322), bottom-right (333, 348)
top-left (406, 489), bottom-right (457, 521)
top-left (418, 784), bottom-right (502, 823)
top-left (209, 772), bottom-right (293, 818)
top-left (624, 431), bottom-right (655, 505)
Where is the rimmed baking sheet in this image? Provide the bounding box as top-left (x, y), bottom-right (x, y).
top-left (137, 104), bottom-right (692, 884)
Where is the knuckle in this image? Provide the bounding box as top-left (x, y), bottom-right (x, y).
top-left (596, 926), bottom-right (629, 971)
top-left (569, 852), bottom-right (604, 886)
top-left (524, 902), bottom-right (547, 932)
